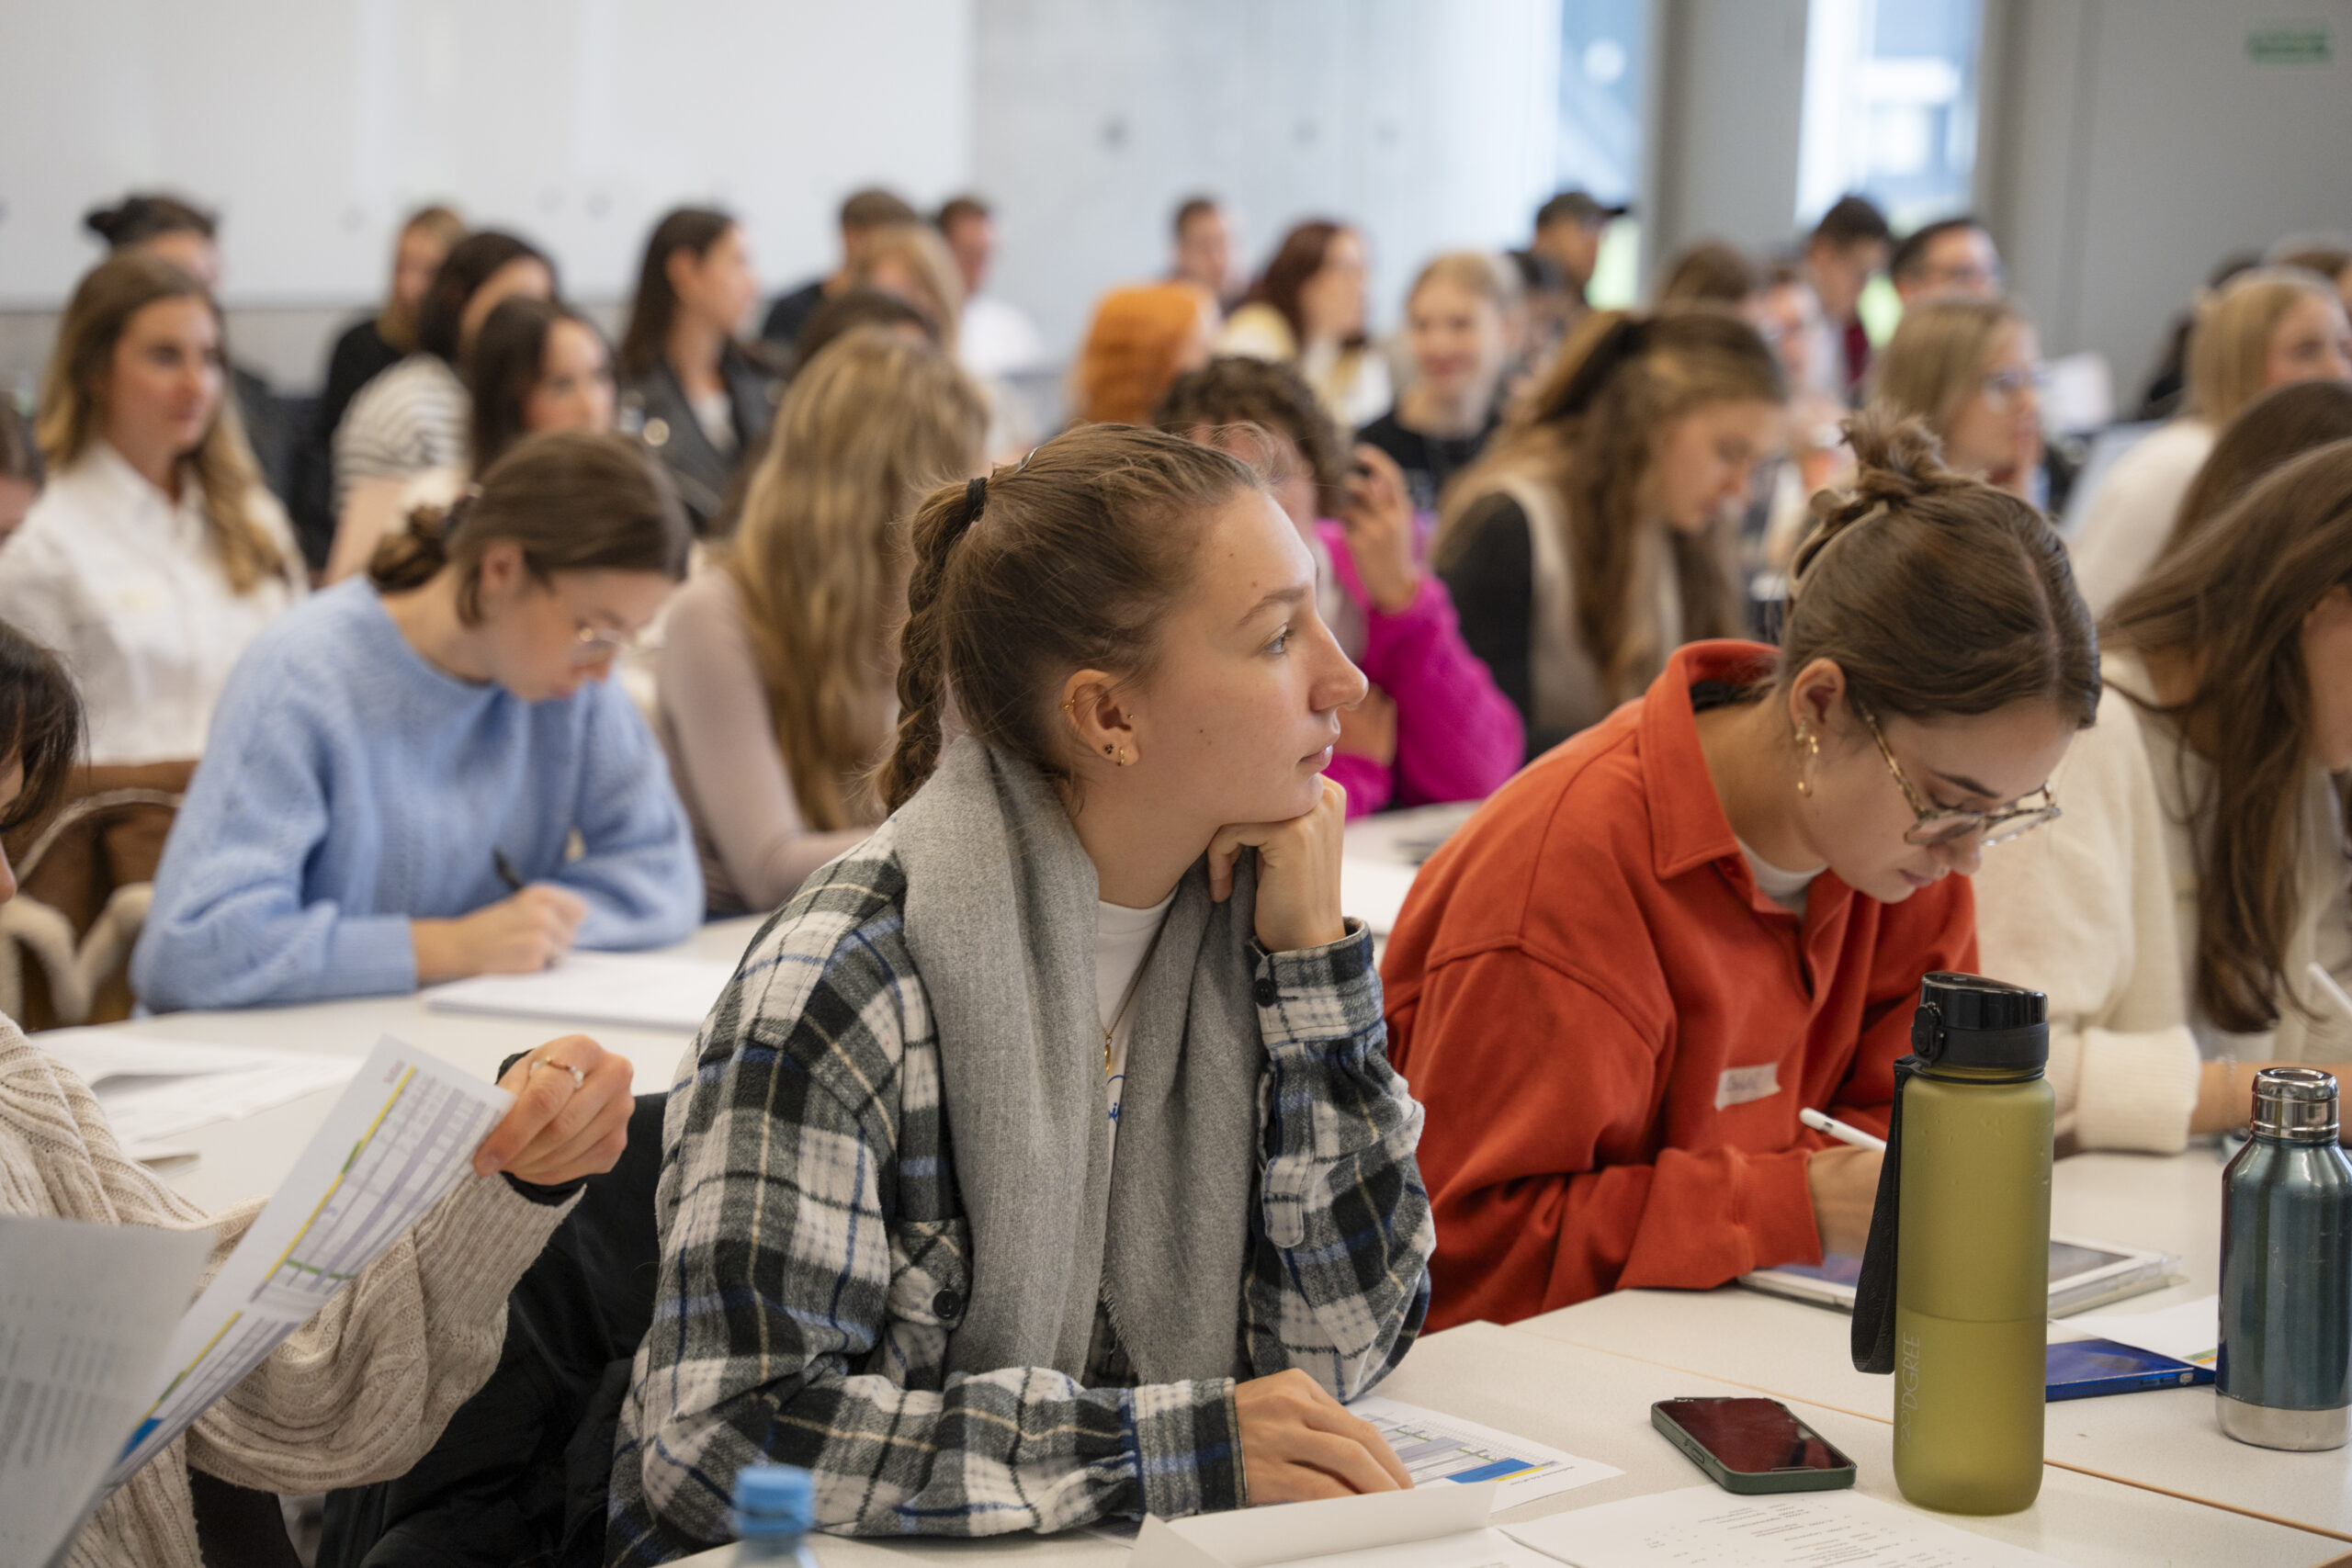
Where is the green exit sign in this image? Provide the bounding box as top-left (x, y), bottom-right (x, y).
top-left (2247, 23), bottom-right (2332, 63)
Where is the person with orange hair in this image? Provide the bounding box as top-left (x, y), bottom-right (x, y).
top-left (1069, 283), bottom-right (1218, 426)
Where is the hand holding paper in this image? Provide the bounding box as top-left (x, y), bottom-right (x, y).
top-left (475, 1033), bottom-right (634, 1182)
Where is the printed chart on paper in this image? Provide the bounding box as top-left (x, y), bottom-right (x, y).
top-left (106, 1039), bottom-right (508, 1487)
top-left (1349, 1395), bottom-right (1623, 1510)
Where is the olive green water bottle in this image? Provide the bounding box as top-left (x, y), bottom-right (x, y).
top-left (1852, 973), bottom-right (2053, 1514)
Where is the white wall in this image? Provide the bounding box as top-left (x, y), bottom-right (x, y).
top-left (972, 0), bottom-right (1564, 359)
top-left (0, 0), bottom-right (975, 388)
top-left (1983, 0), bottom-right (2352, 390)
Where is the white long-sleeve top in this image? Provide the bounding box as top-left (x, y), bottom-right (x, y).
top-left (0, 443), bottom-right (300, 764)
top-left (2065, 419), bottom-right (2215, 617)
top-left (1972, 655), bottom-right (2352, 1152)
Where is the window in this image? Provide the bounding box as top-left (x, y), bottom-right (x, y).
top-left (1796, 0), bottom-right (1984, 232)
top-left (1559, 0), bottom-right (1647, 308)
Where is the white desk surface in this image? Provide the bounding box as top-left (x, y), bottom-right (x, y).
top-left (664, 1321), bottom-right (2335, 1568)
top-left (1512, 1149), bottom-right (2352, 1544)
top-left (136, 799), bottom-right (1445, 1214)
top-left (120, 918), bottom-right (765, 1212)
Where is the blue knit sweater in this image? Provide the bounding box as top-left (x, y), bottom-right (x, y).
top-left (131, 580), bottom-right (703, 1010)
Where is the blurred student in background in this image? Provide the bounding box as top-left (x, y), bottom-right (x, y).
top-left (0, 253), bottom-right (301, 766)
top-left (1170, 195), bottom-right (1241, 312)
top-left (1870, 296), bottom-right (2046, 502)
top-left (1438, 307), bottom-right (1785, 756)
top-left (1069, 282), bottom-right (1218, 427)
top-left (618, 208), bottom-right (778, 536)
top-left (81, 192), bottom-right (294, 504)
top-left (325, 297), bottom-right (617, 581)
top-left (2071, 266), bottom-right (2352, 615)
top-left (760, 187), bottom-right (919, 350)
top-left (658, 329), bottom-right (988, 916)
top-left (1888, 215), bottom-right (2003, 306)
top-left (1799, 195), bottom-right (1893, 401)
top-left (333, 230), bottom-right (556, 547)
top-left (1219, 220), bottom-right (1390, 429)
top-left (1655, 240), bottom-right (1760, 311)
top-left (1356, 253), bottom-right (1521, 513)
top-left (289, 206), bottom-right (465, 565)
top-left (1158, 356), bottom-right (1521, 816)
top-left (937, 194), bottom-right (1046, 380)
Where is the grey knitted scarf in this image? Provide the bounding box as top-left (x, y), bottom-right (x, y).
top-left (893, 737), bottom-right (1262, 1385)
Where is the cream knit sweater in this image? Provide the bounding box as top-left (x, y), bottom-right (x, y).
top-left (0, 1021), bottom-right (573, 1568)
top-left (1973, 656), bottom-right (2352, 1153)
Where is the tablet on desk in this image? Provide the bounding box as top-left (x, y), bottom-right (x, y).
top-left (1738, 1235), bottom-right (2173, 1316)
top-left (2046, 1337), bottom-right (2214, 1401)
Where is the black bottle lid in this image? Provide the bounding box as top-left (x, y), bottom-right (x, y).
top-left (1910, 971), bottom-right (2049, 1073)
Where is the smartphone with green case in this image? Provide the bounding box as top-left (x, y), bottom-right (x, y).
top-left (1651, 1397), bottom-right (1859, 1494)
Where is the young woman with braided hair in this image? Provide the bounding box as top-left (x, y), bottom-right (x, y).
top-left (1385, 412), bottom-right (2098, 1328)
top-left (611, 424), bottom-right (1433, 1557)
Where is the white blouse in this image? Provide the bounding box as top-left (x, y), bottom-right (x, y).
top-left (0, 443), bottom-right (301, 764)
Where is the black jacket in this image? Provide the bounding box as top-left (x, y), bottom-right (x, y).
top-left (316, 1093), bottom-right (667, 1568)
top-left (619, 345), bottom-right (780, 536)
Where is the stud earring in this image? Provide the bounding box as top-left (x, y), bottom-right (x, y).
top-left (1103, 743), bottom-right (1114, 756)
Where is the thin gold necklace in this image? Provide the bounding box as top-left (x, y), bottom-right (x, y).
top-left (1101, 919), bottom-right (1168, 1078)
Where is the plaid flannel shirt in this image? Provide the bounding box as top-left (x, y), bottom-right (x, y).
top-left (605, 820), bottom-right (1432, 1563)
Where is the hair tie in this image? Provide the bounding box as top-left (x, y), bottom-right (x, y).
top-left (964, 475), bottom-right (988, 524)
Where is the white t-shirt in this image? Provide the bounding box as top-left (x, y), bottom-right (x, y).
top-left (1736, 834), bottom-right (1821, 916)
top-left (960, 294), bottom-right (1046, 379)
top-left (688, 386), bottom-right (737, 455)
top-left (1097, 890), bottom-right (1178, 1158)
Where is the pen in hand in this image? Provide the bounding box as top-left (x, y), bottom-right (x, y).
top-left (492, 849), bottom-right (526, 895)
top-left (1800, 1106), bottom-right (1888, 1154)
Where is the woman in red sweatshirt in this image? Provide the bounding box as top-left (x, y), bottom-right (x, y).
top-left (1383, 414), bottom-right (2100, 1329)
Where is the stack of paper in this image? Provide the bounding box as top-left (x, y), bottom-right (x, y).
top-left (424, 953), bottom-right (735, 1032)
top-left (35, 1032), bottom-right (363, 1160)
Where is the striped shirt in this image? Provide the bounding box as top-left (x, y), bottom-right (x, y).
top-left (332, 355), bottom-right (468, 502)
top-left (605, 820), bottom-right (1432, 1562)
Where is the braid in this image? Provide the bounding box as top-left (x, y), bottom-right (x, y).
top-left (877, 474), bottom-right (987, 809)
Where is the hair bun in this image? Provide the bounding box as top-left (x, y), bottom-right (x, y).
top-left (1791, 411), bottom-right (1965, 585)
top-left (83, 200), bottom-right (135, 245)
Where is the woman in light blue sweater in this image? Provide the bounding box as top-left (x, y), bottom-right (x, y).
top-left (132, 430), bottom-right (702, 1011)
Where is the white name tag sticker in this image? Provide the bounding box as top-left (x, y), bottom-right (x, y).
top-left (1715, 1063), bottom-right (1782, 1110)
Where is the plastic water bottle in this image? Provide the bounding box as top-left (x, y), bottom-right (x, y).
top-left (731, 1463), bottom-right (820, 1566)
top-left (2219, 1067), bottom-right (2352, 1450)
top-left (1853, 974), bottom-right (2053, 1515)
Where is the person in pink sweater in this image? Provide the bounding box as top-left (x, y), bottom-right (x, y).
top-left (1156, 357), bottom-right (1521, 814)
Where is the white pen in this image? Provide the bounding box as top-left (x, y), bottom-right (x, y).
top-left (1800, 1106), bottom-right (1888, 1154)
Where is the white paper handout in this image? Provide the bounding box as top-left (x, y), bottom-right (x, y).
top-left (105, 1036), bottom-right (510, 1488)
top-left (424, 952), bottom-right (733, 1032)
top-left (35, 1031), bottom-right (362, 1160)
top-left (1135, 1478), bottom-right (1557, 1568)
top-left (0, 1216), bottom-right (212, 1568)
top-left (1506, 1485), bottom-right (2069, 1567)
top-left (2057, 1293), bottom-right (2220, 1367)
top-left (1350, 1395), bottom-right (1623, 1510)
